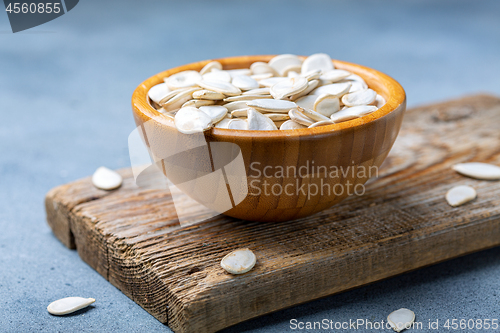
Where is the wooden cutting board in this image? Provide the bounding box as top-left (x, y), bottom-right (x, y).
top-left (45, 94), bottom-right (500, 333)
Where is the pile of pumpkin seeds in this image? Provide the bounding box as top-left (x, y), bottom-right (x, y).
top-left (147, 53), bottom-right (386, 133)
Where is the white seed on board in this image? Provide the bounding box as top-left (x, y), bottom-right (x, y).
top-left (250, 61), bottom-right (279, 75)
top-left (330, 105), bottom-right (378, 122)
top-left (289, 79), bottom-right (319, 100)
top-left (319, 69), bottom-right (351, 82)
top-left (301, 53), bottom-right (334, 74)
top-left (224, 94), bottom-right (273, 102)
top-left (265, 113), bottom-right (290, 121)
top-left (198, 79), bottom-right (242, 96)
top-left (92, 167), bottom-right (122, 190)
top-left (247, 108), bottom-right (278, 130)
top-left (202, 69), bottom-right (232, 83)
top-left (221, 248), bottom-right (256, 274)
top-left (295, 95), bottom-right (318, 110)
top-left (214, 117), bottom-right (232, 129)
top-left (174, 107), bottom-right (213, 134)
top-left (387, 308), bottom-right (415, 332)
top-left (47, 297), bottom-right (96, 316)
top-left (246, 99), bottom-right (297, 113)
top-left (342, 88), bottom-right (377, 106)
top-left (182, 99), bottom-right (216, 108)
top-left (199, 105), bottom-right (228, 123)
top-left (232, 75), bottom-right (260, 90)
top-left (192, 89), bottom-right (225, 100)
top-left (446, 185), bottom-right (477, 207)
top-left (313, 94), bottom-right (340, 117)
top-left (287, 71), bottom-right (300, 78)
top-left (227, 118), bottom-right (248, 130)
top-left (452, 162), bottom-right (500, 180)
top-left (199, 61), bottom-right (223, 75)
top-left (311, 82), bottom-right (352, 97)
top-left (165, 70), bottom-right (202, 90)
top-left (308, 120), bottom-right (335, 128)
top-left (280, 120), bottom-right (307, 130)
top-left (289, 108), bottom-right (315, 126)
top-left (242, 87), bottom-right (271, 95)
top-left (270, 77), bottom-right (308, 100)
top-left (268, 54), bottom-right (302, 76)
top-left (148, 83), bottom-right (171, 104)
top-left (297, 106), bottom-right (331, 122)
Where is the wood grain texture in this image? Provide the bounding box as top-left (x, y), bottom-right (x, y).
top-left (131, 55), bottom-right (406, 222)
top-left (46, 95), bottom-right (500, 333)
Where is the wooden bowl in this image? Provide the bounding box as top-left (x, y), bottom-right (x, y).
top-left (132, 55), bottom-right (406, 222)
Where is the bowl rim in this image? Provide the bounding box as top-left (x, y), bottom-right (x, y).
top-left (132, 55), bottom-right (406, 138)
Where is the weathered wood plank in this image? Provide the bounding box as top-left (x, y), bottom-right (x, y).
top-left (45, 94), bottom-right (500, 333)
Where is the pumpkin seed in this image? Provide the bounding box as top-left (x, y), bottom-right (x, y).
top-left (242, 87), bottom-right (271, 95)
top-left (165, 70), bottom-right (202, 90)
top-left (330, 105), bottom-right (378, 123)
top-left (192, 89), bottom-right (225, 100)
top-left (224, 94), bottom-right (273, 102)
top-left (47, 297), bottom-right (95, 316)
top-left (313, 94), bottom-right (340, 117)
top-left (182, 99), bottom-right (216, 108)
top-left (221, 248), bottom-right (256, 274)
top-left (452, 162), bottom-right (500, 180)
top-left (232, 75), bottom-right (260, 90)
top-left (319, 69), bottom-right (351, 82)
top-left (446, 185), bottom-right (477, 207)
top-left (247, 108), bottom-right (278, 130)
top-left (342, 88), bottom-right (377, 106)
top-left (198, 79), bottom-right (241, 96)
top-left (214, 117), bottom-right (232, 129)
top-left (92, 167), bottom-right (123, 190)
top-left (265, 113), bottom-right (290, 121)
top-left (269, 54), bottom-right (302, 76)
top-left (174, 106), bottom-right (213, 134)
top-left (148, 83), bottom-right (170, 104)
top-left (202, 69), bottom-right (232, 82)
top-left (289, 79), bottom-right (320, 100)
top-left (199, 105), bottom-right (228, 123)
top-left (301, 53), bottom-right (334, 74)
top-left (250, 61), bottom-right (279, 75)
top-left (227, 118), bottom-right (248, 130)
top-left (289, 108), bottom-right (315, 126)
top-left (280, 120), bottom-right (307, 130)
top-left (199, 61), bottom-right (222, 75)
top-left (308, 120), bottom-right (335, 128)
top-left (297, 106), bottom-right (330, 122)
top-left (387, 308), bottom-right (415, 332)
top-left (270, 77), bottom-right (308, 100)
top-left (247, 99), bottom-right (297, 113)
top-left (311, 82), bottom-right (352, 97)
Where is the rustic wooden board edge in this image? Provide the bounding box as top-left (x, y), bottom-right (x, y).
top-left (45, 94), bottom-right (500, 333)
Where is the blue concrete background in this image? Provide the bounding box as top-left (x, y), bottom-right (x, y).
top-left (1, 0), bottom-right (500, 332)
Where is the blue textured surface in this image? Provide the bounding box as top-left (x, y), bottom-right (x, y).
top-left (1, 1), bottom-right (500, 332)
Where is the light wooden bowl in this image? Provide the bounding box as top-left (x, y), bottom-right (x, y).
top-left (132, 55), bottom-right (406, 222)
